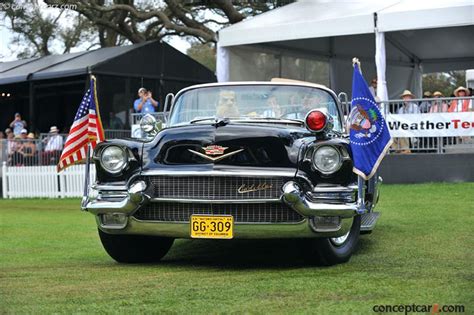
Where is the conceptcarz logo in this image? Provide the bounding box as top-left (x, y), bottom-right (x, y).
top-left (372, 303), bottom-right (465, 314)
top-left (0, 2), bottom-right (77, 11)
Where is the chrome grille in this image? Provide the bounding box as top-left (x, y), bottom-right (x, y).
top-left (133, 202), bottom-right (304, 223)
top-left (143, 176), bottom-right (289, 200)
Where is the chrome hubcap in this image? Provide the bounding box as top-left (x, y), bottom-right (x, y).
top-left (330, 231), bottom-right (350, 246)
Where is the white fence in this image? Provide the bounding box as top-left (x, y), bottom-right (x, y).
top-left (2, 162), bottom-right (96, 199)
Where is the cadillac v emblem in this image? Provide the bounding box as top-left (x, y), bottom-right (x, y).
top-left (204, 145), bottom-right (228, 156)
top-left (188, 145), bottom-right (244, 162)
top-left (238, 183), bottom-right (273, 194)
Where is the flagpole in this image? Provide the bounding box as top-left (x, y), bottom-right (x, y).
top-left (352, 57), bottom-right (367, 214)
top-left (81, 143), bottom-right (91, 210)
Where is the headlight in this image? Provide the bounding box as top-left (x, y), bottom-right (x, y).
top-left (100, 146), bottom-right (127, 174)
top-left (140, 114), bottom-right (156, 133)
top-left (312, 146), bottom-right (342, 174)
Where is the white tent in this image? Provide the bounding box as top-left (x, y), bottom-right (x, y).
top-left (217, 0), bottom-right (474, 99)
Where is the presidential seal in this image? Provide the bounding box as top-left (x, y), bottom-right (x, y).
top-left (348, 104), bottom-right (379, 139)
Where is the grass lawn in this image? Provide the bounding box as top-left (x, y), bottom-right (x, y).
top-left (0, 183), bottom-right (473, 314)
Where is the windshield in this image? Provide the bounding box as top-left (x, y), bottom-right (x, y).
top-left (169, 85), bottom-right (342, 131)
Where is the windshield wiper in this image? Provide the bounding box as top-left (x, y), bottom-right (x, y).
top-left (189, 117), bottom-right (229, 127)
top-left (189, 117), bottom-right (218, 124)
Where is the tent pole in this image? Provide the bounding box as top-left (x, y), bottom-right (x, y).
top-left (28, 81), bottom-right (35, 131)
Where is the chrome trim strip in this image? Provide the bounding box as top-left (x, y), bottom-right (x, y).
top-left (149, 198), bottom-right (281, 204)
top-left (89, 173), bottom-right (141, 192)
top-left (91, 184), bottom-right (128, 191)
top-left (312, 185), bottom-right (358, 193)
top-left (140, 169), bottom-right (296, 177)
top-left (132, 217), bottom-right (305, 225)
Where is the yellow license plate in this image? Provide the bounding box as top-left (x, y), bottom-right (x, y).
top-left (190, 215), bottom-right (233, 239)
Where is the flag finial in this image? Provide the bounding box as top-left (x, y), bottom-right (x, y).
top-left (352, 57), bottom-right (361, 68)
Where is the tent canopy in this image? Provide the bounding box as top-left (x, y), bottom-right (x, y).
top-left (0, 41), bottom-right (215, 85)
top-left (0, 41), bottom-right (216, 132)
top-left (218, 0), bottom-right (474, 98)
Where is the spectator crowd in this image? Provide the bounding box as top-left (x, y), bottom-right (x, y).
top-left (393, 86), bottom-right (473, 114)
top-left (1, 113), bottom-right (65, 167)
top-left (374, 85), bottom-right (474, 154)
top-left (368, 79), bottom-right (473, 114)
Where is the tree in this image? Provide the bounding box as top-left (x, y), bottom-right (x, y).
top-left (2, 0), bottom-right (293, 58)
top-left (43, 0), bottom-right (292, 44)
top-left (422, 71), bottom-right (466, 97)
top-left (0, 0), bottom-right (96, 58)
top-left (187, 42), bottom-right (216, 71)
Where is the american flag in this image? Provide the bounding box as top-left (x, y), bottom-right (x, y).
top-left (57, 77), bottom-right (104, 172)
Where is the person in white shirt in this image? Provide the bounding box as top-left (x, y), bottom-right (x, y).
top-left (44, 126), bottom-right (64, 151)
top-left (393, 90), bottom-right (420, 153)
top-left (368, 78), bottom-right (377, 98)
top-left (42, 126), bottom-right (64, 164)
top-left (397, 90), bottom-right (420, 114)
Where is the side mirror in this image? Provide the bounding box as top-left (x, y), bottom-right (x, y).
top-left (139, 114), bottom-right (161, 137)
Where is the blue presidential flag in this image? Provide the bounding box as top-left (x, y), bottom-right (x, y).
top-left (348, 62), bottom-right (392, 180)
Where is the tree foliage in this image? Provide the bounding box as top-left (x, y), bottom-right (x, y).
top-left (44, 0), bottom-right (292, 45)
top-left (2, 0), bottom-right (292, 58)
top-left (186, 42), bottom-right (216, 71)
top-left (422, 71), bottom-right (467, 97)
top-left (1, 0), bottom-right (95, 58)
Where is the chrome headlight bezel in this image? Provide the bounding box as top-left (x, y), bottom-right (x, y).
top-left (99, 145), bottom-right (128, 174)
top-left (312, 145), bottom-right (343, 175)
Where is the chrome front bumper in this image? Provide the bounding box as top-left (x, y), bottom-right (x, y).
top-left (82, 180), bottom-right (361, 238)
top-left (281, 181), bottom-right (359, 218)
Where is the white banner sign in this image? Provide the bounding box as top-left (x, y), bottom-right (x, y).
top-left (386, 112), bottom-right (474, 137)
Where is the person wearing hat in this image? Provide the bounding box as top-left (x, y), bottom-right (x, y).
top-left (5, 128), bottom-right (16, 158)
top-left (42, 126), bottom-right (64, 165)
top-left (448, 86), bottom-right (472, 112)
top-left (398, 90), bottom-right (420, 114)
top-left (133, 87), bottom-right (159, 114)
top-left (19, 132), bottom-right (37, 166)
top-left (419, 91), bottom-right (432, 113)
top-left (20, 128), bottom-right (28, 140)
top-left (393, 90), bottom-right (419, 153)
top-left (429, 91), bottom-right (448, 113)
top-left (9, 113), bottom-right (27, 136)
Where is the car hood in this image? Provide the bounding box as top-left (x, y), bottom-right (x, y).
top-left (142, 123), bottom-right (314, 171)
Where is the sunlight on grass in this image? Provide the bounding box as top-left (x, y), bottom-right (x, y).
top-left (0, 183), bottom-right (473, 314)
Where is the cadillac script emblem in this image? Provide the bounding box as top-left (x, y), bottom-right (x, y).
top-left (237, 183), bottom-right (273, 194)
top-left (188, 145), bottom-right (244, 162)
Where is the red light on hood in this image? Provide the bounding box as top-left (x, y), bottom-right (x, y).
top-left (306, 110), bottom-right (327, 132)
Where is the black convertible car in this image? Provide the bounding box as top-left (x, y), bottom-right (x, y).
top-left (82, 81), bottom-right (382, 265)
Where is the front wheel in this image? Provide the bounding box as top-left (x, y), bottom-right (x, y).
top-left (306, 215), bottom-right (361, 266)
top-left (98, 229), bottom-right (174, 263)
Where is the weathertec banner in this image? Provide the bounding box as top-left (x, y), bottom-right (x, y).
top-left (386, 112), bottom-right (474, 137)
